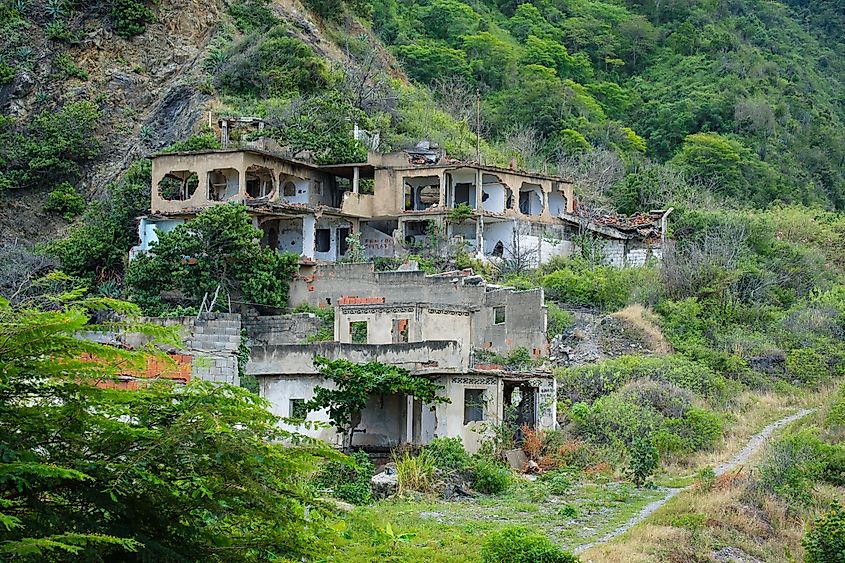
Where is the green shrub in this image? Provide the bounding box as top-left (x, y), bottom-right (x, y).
top-left (0, 101), bottom-right (101, 190)
top-left (660, 407), bottom-right (724, 452)
top-left (55, 54), bottom-right (88, 80)
top-left (786, 347), bottom-right (829, 385)
top-left (45, 160), bottom-right (150, 282)
top-left (760, 429), bottom-right (829, 505)
top-left (827, 387), bottom-right (845, 428)
top-left (293, 303), bottom-right (335, 343)
top-left (547, 302), bottom-right (574, 339)
top-left (481, 526), bottom-right (579, 563)
top-left (556, 355), bottom-right (735, 406)
top-left (424, 436), bottom-right (470, 472)
top-left (626, 436), bottom-right (658, 487)
top-left (471, 458), bottom-right (513, 494)
top-left (539, 470), bottom-right (573, 495)
top-left (217, 27), bottom-right (329, 98)
top-left (802, 501), bottom-right (845, 563)
top-left (0, 62), bottom-right (15, 85)
top-left (43, 182), bottom-right (86, 220)
top-left (227, 0), bottom-right (278, 32)
top-left (314, 450), bottom-right (374, 505)
top-left (111, 0), bottom-right (155, 38)
top-left (160, 131), bottom-right (221, 153)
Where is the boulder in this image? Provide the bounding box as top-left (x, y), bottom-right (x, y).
top-left (371, 463), bottom-right (398, 499)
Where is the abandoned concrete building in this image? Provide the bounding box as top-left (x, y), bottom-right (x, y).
top-left (123, 138), bottom-right (668, 452)
top-left (247, 263), bottom-right (557, 453)
top-left (132, 146), bottom-right (665, 267)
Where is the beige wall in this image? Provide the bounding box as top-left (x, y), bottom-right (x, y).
top-left (151, 151), bottom-right (336, 213)
top-left (344, 165), bottom-right (574, 222)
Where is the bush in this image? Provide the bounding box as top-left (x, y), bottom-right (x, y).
top-left (43, 182), bottom-right (85, 220)
top-left (394, 450), bottom-right (437, 495)
top-left (760, 429), bottom-right (830, 505)
top-left (111, 0), bottom-right (155, 38)
top-left (541, 260), bottom-right (633, 310)
top-left (0, 102), bottom-right (101, 190)
top-left (424, 436), bottom-right (470, 472)
top-left (216, 27), bottom-right (329, 98)
top-left (227, 0), bottom-right (278, 32)
top-left (626, 436), bottom-right (658, 487)
top-left (786, 347), bottom-right (829, 385)
top-left (45, 160), bottom-right (150, 282)
top-left (471, 458), bottom-right (513, 494)
top-left (802, 501), bottom-right (845, 563)
top-left (481, 526), bottom-right (579, 563)
top-left (160, 131), bottom-right (221, 153)
top-left (314, 450), bottom-right (374, 505)
top-left (547, 302), bottom-right (574, 339)
top-left (556, 355), bottom-right (735, 407)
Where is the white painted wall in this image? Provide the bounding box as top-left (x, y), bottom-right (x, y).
top-left (481, 179), bottom-right (507, 213)
top-left (137, 217), bottom-right (185, 252)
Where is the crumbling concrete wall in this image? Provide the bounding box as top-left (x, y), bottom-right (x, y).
top-left (247, 340), bottom-right (466, 376)
top-left (124, 313), bottom-right (242, 385)
top-left (290, 263), bottom-right (487, 309)
top-left (243, 313), bottom-right (324, 346)
top-left (291, 263), bottom-right (548, 357)
top-left (480, 288), bottom-right (548, 357)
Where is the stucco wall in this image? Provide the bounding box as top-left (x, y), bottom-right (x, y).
top-left (247, 340), bottom-right (467, 376)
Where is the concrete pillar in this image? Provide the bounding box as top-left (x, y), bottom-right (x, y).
top-left (475, 215), bottom-right (484, 259)
top-left (406, 395), bottom-right (414, 444)
top-left (221, 120), bottom-right (229, 149)
top-left (475, 168), bottom-right (482, 209)
top-left (302, 215), bottom-right (316, 260)
top-left (352, 166), bottom-right (360, 194)
top-left (237, 166), bottom-right (247, 202)
top-left (438, 171), bottom-right (446, 208)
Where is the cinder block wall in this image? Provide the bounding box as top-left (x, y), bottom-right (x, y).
top-left (128, 313), bottom-right (243, 385)
top-left (242, 313), bottom-right (324, 346)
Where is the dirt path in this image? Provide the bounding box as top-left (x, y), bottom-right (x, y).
top-left (573, 408), bottom-right (815, 555)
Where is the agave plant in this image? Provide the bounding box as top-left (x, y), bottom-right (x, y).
top-left (43, 0), bottom-right (66, 20)
top-left (97, 279), bottom-right (123, 299)
top-left (203, 49), bottom-right (227, 75)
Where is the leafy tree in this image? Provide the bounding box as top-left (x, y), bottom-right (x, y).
top-left (421, 0), bottom-right (479, 44)
top-left (46, 160), bottom-right (152, 282)
top-left (0, 102), bottom-right (101, 190)
top-left (395, 42), bottom-right (472, 84)
top-left (0, 291), bottom-right (333, 560)
top-left (264, 92), bottom-right (369, 164)
top-left (306, 356), bottom-right (449, 448)
top-left (126, 203), bottom-right (298, 314)
top-left (43, 182), bottom-right (86, 221)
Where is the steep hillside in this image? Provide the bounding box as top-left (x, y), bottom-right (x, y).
top-left (0, 0), bottom-right (843, 244)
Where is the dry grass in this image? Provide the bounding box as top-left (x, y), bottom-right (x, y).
top-left (611, 305), bottom-right (672, 355)
top-left (583, 380), bottom-right (845, 562)
top-left (581, 476), bottom-right (809, 563)
top-left (658, 383), bottom-right (842, 480)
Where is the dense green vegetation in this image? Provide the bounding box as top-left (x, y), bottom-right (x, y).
top-left (125, 203), bottom-right (299, 315)
top-left (368, 0), bottom-right (845, 208)
top-left (0, 290), bottom-right (334, 560)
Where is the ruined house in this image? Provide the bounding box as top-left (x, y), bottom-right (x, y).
top-left (133, 146), bottom-right (666, 267)
top-left (246, 263), bottom-right (556, 453)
